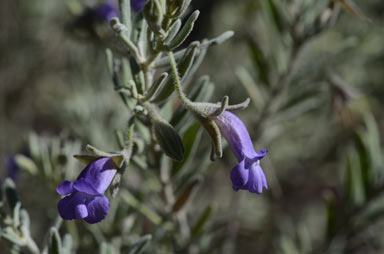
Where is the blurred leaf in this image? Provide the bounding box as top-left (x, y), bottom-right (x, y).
top-left (14, 155), bottom-right (38, 175)
top-left (128, 235), bottom-right (152, 254)
top-left (346, 151), bottom-right (365, 206)
top-left (5, 178), bottom-right (20, 212)
top-left (265, 0), bottom-right (286, 34)
top-left (236, 67), bottom-right (265, 110)
top-left (99, 242), bottom-right (115, 254)
top-left (172, 178), bottom-right (200, 213)
top-left (192, 206), bottom-right (212, 238)
top-left (335, 0), bottom-right (371, 22)
top-left (248, 40), bottom-right (270, 86)
top-left (172, 123), bottom-right (201, 176)
top-left (354, 132), bottom-right (371, 197)
top-left (363, 114), bottom-right (383, 174)
top-left (49, 227), bottom-right (62, 254)
top-left (120, 189), bottom-right (162, 225)
top-left (105, 49), bottom-right (114, 75)
top-left (62, 234), bottom-right (73, 254)
top-left (324, 191), bottom-right (336, 241)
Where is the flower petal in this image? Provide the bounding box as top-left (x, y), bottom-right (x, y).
top-left (57, 192), bottom-right (84, 220)
top-left (74, 203), bottom-right (88, 219)
top-left (230, 160), bottom-right (248, 191)
top-left (131, 0), bottom-right (146, 12)
top-left (77, 157), bottom-right (117, 194)
top-left (84, 195), bottom-right (109, 224)
top-left (247, 164), bottom-right (267, 194)
top-left (56, 181), bottom-right (74, 195)
top-left (73, 178), bottom-right (101, 196)
top-left (214, 111), bottom-right (260, 161)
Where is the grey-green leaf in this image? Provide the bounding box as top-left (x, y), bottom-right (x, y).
top-left (153, 120), bottom-right (185, 161)
top-left (166, 10), bottom-right (200, 50)
top-left (49, 227), bottom-right (63, 254)
top-left (128, 235), bottom-right (152, 254)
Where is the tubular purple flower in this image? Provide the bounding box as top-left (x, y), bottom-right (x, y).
top-left (56, 157), bottom-right (117, 224)
top-left (131, 0), bottom-right (146, 12)
top-left (213, 111), bottom-right (268, 194)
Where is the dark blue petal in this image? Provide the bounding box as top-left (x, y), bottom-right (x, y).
top-left (230, 160), bottom-right (248, 191)
top-left (77, 157), bottom-right (117, 194)
top-left (94, 2), bottom-right (118, 21)
top-left (57, 192), bottom-right (85, 220)
top-left (73, 178), bottom-right (101, 195)
top-left (131, 0), bottom-right (145, 12)
top-left (247, 164), bottom-right (267, 194)
top-left (84, 195), bottom-right (109, 224)
top-left (56, 181), bottom-right (74, 195)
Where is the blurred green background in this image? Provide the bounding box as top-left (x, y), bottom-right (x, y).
top-left (1, 0), bottom-right (384, 253)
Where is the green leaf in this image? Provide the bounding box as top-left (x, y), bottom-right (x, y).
top-left (152, 43), bottom-right (198, 103)
top-left (172, 123), bottom-right (201, 176)
top-left (323, 191), bottom-right (336, 241)
top-left (14, 155), bottom-right (38, 175)
top-left (99, 242), bottom-right (115, 254)
top-left (164, 19), bottom-right (182, 45)
top-left (143, 72), bottom-right (168, 101)
top-left (49, 227), bottom-right (62, 254)
top-left (345, 151), bottom-right (365, 206)
top-left (153, 119), bottom-right (185, 161)
top-left (5, 178), bottom-right (20, 212)
top-left (105, 49), bottom-right (114, 75)
top-left (364, 114), bottom-right (383, 174)
top-left (265, 0), bottom-right (286, 34)
top-left (166, 10), bottom-right (200, 50)
top-left (248, 39), bottom-right (270, 86)
top-left (192, 206), bottom-right (212, 237)
top-left (62, 234), bottom-right (73, 254)
top-left (172, 178), bottom-right (200, 213)
top-left (128, 235), bottom-right (152, 254)
top-left (354, 132), bottom-right (371, 197)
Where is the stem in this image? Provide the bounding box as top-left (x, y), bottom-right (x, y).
top-left (167, 51), bottom-right (195, 110)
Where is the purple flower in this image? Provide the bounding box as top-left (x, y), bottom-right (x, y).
top-left (213, 111), bottom-right (268, 194)
top-left (56, 158), bottom-right (117, 224)
top-left (131, 0), bottom-right (145, 12)
top-left (94, 1), bottom-right (119, 21)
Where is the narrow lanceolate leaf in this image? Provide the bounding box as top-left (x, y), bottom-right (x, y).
top-left (335, 0), bottom-right (371, 22)
top-left (153, 119), bottom-right (185, 161)
top-left (143, 72), bottom-right (168, 101)
top-left (128, 235), bottom-right (152, 254)
top-left (172, 123), bottom-right (202, 176)
top-left (172, 178), bottom-right (200, 213)
top-left (49, 227), bottom-right (63, 254)
top-left (192, 206), bottom-right (213, 237)
top-left (152, 43), bottom-right (198, 103)
top-left (164, 19), bottom-right (182, 45)
top-left (14, 154), bottom-right (38, 175)
top-left (248, 39), bottom-right (270, 86)
top-left (166, 10), bottom-right (200, 50)
top-left (62, 234), bottom-right (73, 254)
top-left (266, 0), bottom-right (286, 33)
top-left (5, 178), bottom-right (20, 211)
top-left (354, 132), bottom-right (371, 197)
top-left (323, 191), bottom-right (336, 241)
